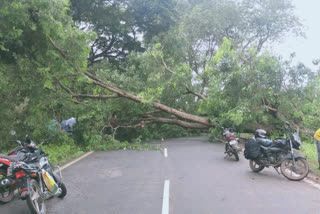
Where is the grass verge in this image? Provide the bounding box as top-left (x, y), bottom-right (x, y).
top-left (43, 142), bottom-right (85, 166)
top-left (1, 136), bottom-right (161, 168)
top-left (299, 141), bottom-right (320, 176)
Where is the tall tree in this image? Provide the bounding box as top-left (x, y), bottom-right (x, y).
top-left (176, 0), bottom-right (302, 98)
top-left (70, 0), bottom-right (177, 65)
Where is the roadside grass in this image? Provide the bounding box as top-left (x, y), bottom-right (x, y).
top-left (238, 133), bottom-right (253, 139)
top-left (0, 142), bottom-right (85, 167)
top-left (0, 135), bottom-right (161, 168)
top-left (299, 140), bottom-right (320, 176)
top-left (43, 142), bottom-right (85, 166)
top-left (87, 135), bottom-right (162, 151)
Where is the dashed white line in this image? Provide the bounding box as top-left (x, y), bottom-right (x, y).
top-left (162, 180), bottom-right (170, 214)
top-left (164, 148), bottom-right (168, 158)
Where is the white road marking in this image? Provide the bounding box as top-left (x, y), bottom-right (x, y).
top-left (164, 148), bottom-right (168, 158)
top-left (54, 151), bottom-right (94, 173)
top-left (162, 180), bottom-right (170, 214)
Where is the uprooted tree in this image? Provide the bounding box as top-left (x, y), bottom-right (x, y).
top-left (1, 0), bottom-right (319, 149)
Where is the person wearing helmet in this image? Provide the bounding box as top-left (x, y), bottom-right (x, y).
top-left (314, 128), bottom-right (320, 169)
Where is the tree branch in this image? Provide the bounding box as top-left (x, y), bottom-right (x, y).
top-left (185, 86), bottom-right (207, 100)
top-left (56, 79), bottom-right (119, 101)
top-left (84, 71), bottom-right (212, 127)
top-left (48, 36), bottom-right (213, 128)
top-left (140, 110), bottom-right (162, 116)
top-left (146, 117), bottom-right (209, 129)
top-left (48, 36), bottom-right (70, 61)
top-left (161, 56), bottom-right (174, 73)
top-left (72, 94), bottom-right (119, 99)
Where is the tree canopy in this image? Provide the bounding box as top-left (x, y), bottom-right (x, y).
top-left (1, 0), bottom-right (319, 150)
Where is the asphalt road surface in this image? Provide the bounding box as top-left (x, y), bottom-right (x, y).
top-left (1, 137), bottom-right (320, 214)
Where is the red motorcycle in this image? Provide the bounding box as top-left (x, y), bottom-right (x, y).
top-left (0, 131), bottom-right (30, 203)
top-left (218, 125), bottom-right (240, 161)
top-left (0, 130), bottom-right (67, 214)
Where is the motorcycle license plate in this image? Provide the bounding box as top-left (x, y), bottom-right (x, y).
top-left (229, 140), bottom-right (238, 146)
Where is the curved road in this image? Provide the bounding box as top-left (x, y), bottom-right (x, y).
top-left (1, 137), bottom-right (320, 214)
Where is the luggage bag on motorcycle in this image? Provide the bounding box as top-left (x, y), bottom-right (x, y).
top-left (244, 139), bottom-right (261, 160)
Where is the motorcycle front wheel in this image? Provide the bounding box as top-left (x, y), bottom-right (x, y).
top-left (26, 179), bottom-right (46, 214)
top-left (0, 169), bottom-right (14, 203)
top-left (280, 157), bottom-right (309, 181)
top-left (58, 182), bottom-right (67, 198)
top-left (249, 160), bottom-right (264, 172)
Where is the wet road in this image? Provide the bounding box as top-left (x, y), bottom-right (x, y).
top-left (1, 137), bottom-right (320, 214)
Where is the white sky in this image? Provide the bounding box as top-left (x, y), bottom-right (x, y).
top-left (271, 0), bottom-right (320, 71)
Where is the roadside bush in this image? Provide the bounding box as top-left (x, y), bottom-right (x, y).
top-left (43, 140), bottom-right (84, 166)
top-left (300, 139), bottom-right (318, 172)
top-left (86, 134), bottom-right (160, 151)
top-left (209, 127), bottom-right (221, 141)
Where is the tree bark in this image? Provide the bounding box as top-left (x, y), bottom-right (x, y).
top-left (84, 72), bottom-right (213, 128)
top-left (147, 117), bottom-right (209, 129)
top-left (49, 36), bottom-right (213, 129)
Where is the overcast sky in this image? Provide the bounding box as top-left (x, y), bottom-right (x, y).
top-left (271, 0), bottom-right (320, 71)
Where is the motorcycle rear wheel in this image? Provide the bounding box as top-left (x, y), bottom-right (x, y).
top-left (280, 157), bottom-right (309, 181)
top-left (0, 169), bottom-right (14, 203)
top-left (233, 150), bottom-right (239, 161)
top-left (26, 179), bottom-right (46, 214)
top-left (249, 160), bottom-right (264, 172)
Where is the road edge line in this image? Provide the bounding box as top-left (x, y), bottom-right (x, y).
top-left (55, 151), bottom-right (94, 172)
top-left (304, 178), bottom-right (320, 190)
top-left (162, 180), bottom-right (170, 214)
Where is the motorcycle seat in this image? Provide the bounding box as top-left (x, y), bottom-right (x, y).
top-left (256, 138), bottom-right (273, 147)
top-left (0, 154), bottom-right (21, 162)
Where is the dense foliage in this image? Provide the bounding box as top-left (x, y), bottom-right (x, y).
top-left (1, 0), bottom-right (319, 154)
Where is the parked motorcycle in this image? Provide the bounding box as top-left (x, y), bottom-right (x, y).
top-left (0, 131), bottom-right (67, 213)
top-left (218, 123), bottom-right (240, 161)
top-left (244, 122), bottom-right (309, 181)
top-left (0, 130), bottom-right (31, 203)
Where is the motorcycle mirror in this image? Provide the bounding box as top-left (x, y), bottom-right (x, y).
top-left (10, 130), bottom-right (16, 136)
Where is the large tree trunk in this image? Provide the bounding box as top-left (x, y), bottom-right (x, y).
top-left (85, 72), bottom-right (213, 128)
top-left (48, 36), bottom-right (213, 130)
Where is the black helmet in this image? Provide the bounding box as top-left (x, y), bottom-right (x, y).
top-left (255, 129), bottom-right (266, 138)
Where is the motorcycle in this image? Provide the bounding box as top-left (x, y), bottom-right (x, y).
top-left (0, 131), bottom-right (67, 213)
top-left (244, 122), bottom-right (309, 181)
top-left (0, 130), bottom-right (31, 203)
top-left (218, 124), bottom-right (240, 161)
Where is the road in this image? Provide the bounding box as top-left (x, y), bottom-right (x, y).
top-left (1, 137), bottom-right (320, 214)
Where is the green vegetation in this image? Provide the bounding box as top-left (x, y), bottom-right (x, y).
top-left (43, 142), bottom-right (84, 166)
top-left (86, 135), bottom-right (161, 152)
top-left (43, 135), bottom-right (161, 166)
top-left (300, 140), bottom-right (319, 175)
